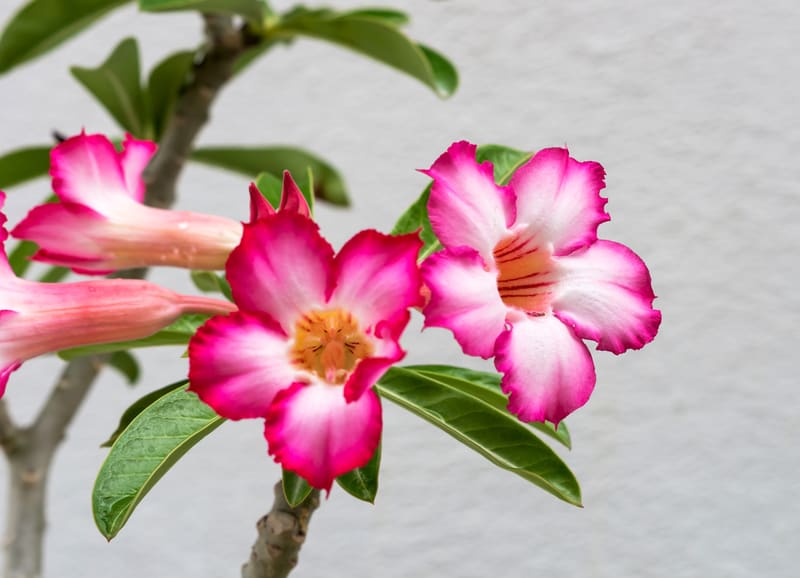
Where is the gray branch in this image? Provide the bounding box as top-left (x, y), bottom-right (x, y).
top-left (241, 482), bottom-right (321, 578)
top-left (2, 14), bottom-right (244, 578)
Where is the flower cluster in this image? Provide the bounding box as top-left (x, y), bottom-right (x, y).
top-left (4, 132), bottom-right (659, 490)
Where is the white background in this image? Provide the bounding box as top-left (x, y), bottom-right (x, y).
top-left (0, 1), bottom-right (797, 576)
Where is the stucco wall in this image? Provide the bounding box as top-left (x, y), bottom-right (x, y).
top-left (0, 1), bottom-right (797, 576)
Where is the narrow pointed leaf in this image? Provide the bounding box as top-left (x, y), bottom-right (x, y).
top-left (272, 8), bottom-right (457, 98)
top-left (189, 270), bottom-right (232, 301)
top-left (0, 146), bottom-right (50, 189)
top-left (147, 50), bottom-right (195, 140)
top-left (282, 469), bottom-right (313, 507)
top-left (138, 0), bottom-right (267, 21)
top-left (100, 380), bottom-right (188, 447)
top-left (71, 37), bottom-right (147, 136)
top-left (108, 350), bottom-right (141, 385)
top-left (336, 443), bottom-right (380, 503)
top-left (345, 9), bottom-right (408, 26)
top-left (37, 266), bottom-right (70, 283)
top-left (93, 386), bottom-right (224, 539)
top-left (377, 367), bottom-right (581, 506)
top-left (191, 146), bottom-right (349, 206)
top-left (7, 240), bottom-right (38, 277)
top-left (0, 0), bottom-right (131, 74)
top-left (406, 365), bottom-right (571, 449)
top-left (253, 171), bottom-right (282, 209)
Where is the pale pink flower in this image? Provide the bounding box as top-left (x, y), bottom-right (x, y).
top-left (421, 142), bottom-right (661, 425)
top-left (0, 192), bottom-right (236, 396)
top-left (12, 132), bottom-right (243, 274)
top-left (189, 211), bottom-right (422, 491)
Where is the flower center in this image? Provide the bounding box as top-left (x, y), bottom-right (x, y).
top-left (291, 309), bottom-right (373, 384)
top-left (493, 232), bottom-right (556, 313)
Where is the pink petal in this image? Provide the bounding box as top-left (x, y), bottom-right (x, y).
top-left (424, 141), bottom-right (515, 261)
top-left (227, 213), bottom-right (333, 331)
top-left (189, 311), bottom-right (297, 420)
top-left (552, 240), bottom-right (661, 354)
top-left (494, 315), bottom-right (596, 425)
top-left (0, 358), bottom-right (21, 398)
top-left (343, 315), bottom-right (407, 402)
top-left (50, 132), bottom-right (129, 213)
top-left (329, 229), bottom-right (423, 331)
top-left (119, 135), bottom-right (157, 203)
top-left (279, 171), bottom-right (311, 217)
top-left (264, 383), bottom-right (382, 492)
top-left (510, 148), bottom-right (609, 256)
top-left (248, 182), bottom-right (276, 222)
top-left (421, 247), bottom-right (508, 358)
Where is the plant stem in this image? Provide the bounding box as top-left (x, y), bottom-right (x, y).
top-left (1, 14), bottom-right (244, 578)
top-left (241, 482), bottom-right (321, 578)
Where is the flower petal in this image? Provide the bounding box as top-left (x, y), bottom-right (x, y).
top-left (343, 313), bottom-right (408, 402)
top-left (329, 229), bottom-right (423, 330)
top-left (494, 315), bottom-right (596, 425)
top-left (189, 311), bottom-right (296, 420)
top-left (119, 135), bottom-right (156, 203)
top-left (227, 212), bottom-right (333, 330)
top-left (421, 247), bottom-right (507, 358)
top-left (424, 141), bottom-right (515, 260)
top-left (552, 240), bottom-right (661, 354)
top-left (279, 171), bottom-right (311, 217)
top-left (0, 359), bottom-right (21, 398)
top-left (248, 182), bottom-right (276, 222)
top-left (50, 132), bottom-right (129, 213)
top-left (264, 383), bottom-right (382, 492)
top-left (510, 148), bottom-right (609, 255)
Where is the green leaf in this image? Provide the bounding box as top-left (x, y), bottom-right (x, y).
top-left (336, 443), bottom-right (380, 503)
top-left (272, 7), bottom-right (457, 98)
top-left (58, 313), bottom-right (209, 359)
top-left (253, 171), bottom-right (282, 209)
top-left (7, 240), bottom-right (38, 277)
top-left (37, 266), bottom-right (70, 283)
top-left (345, 8), bottom-right (408, 26)
top-left (0, 0), bottom-right (131, 74)
top-left (0, 146), bottom-right (50, 189)
top-left (93, 386), bottom-right (224, 539)
top-left (282, 469), bottom-right (313, 507)
top-left (377, 367), bottom-right (581, 506)
top-left (138, 0), bottom-right (267, 21)
top-left (191, 146), bottom-right (349, 206)
top-left (100, 380), bottom-right (188, 447)
top-left (189, 270), bottom-right (232, 301)
top-left (391, 144), bottom-right (535, 260)
top-left (147, 50), bottom-right (195, 140)
top-left (71, 37), bottom-right (147, 136)
top-left (108, 350), bottom-right (141, 385)
top-left (406, 365), bottom-right (571, 449)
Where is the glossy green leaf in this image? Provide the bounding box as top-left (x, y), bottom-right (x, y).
top-left (93, 386), bottom-right (224, 539)
top-left (253, 171), bottom-right (282, 209)
top-left (336, 443), bottom-right (380, 503)
top-left (71, 37), bottom-right (147, 136)
top-left (108, 350), bottom-right (141, 385)
top-left (0, 0), bottom-right (131, 74)
top-left (7, 240), bottom-right (38, 277)
top-left (392, 144), bottom-right (534, 260)
top-left (345, 8), bottom-right (408, 26)
top-left (147, 50), bottom-right (195, 140)
top-left (37, 266), bottom-right (70, 283)
top-left (191, 146), bottom-right (349, 206)
top-left (138, 0), bottom-right (266, 21)
top-left (189, 270), bottom-right (232, 301)
top-left (58, 313), bottom-right (209, 359)
top-left (100, 380), bottom-right (188, 447)
top-left (0, 146), bottom-right (50, 189)
top-left (377, 367), bottom-right (581, 506)
top-left (282, 469), bottom-right (313, 507)
top-left (406, 365), bottom-right (571, 449)
top-left (272, 7), bottom-right (457, 98)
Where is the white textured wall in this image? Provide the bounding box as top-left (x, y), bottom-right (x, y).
top-left (1, 1), bottom-right (797, 576)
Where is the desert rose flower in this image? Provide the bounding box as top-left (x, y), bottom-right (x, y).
top-left (421, 141), bottom-right (661, 425)
top-left (12, 132), bottom-right (244, 274)
top-left (189, 211), bottom-right (422, 491)
top-left (0, 191), bottom-right (236, 396)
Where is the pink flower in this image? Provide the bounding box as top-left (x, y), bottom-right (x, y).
top-left (188, 211), bottom-right (422, 491)
top-left (12, 132), bottom-right (244, 274)
top-left (0, 192), bottom-right (236, 397)
top-left (421, 142), bottom-right (661, 425)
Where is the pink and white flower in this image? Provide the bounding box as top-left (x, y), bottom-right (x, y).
top-left (188, 211), bottom-right (422, 491)
top-left (0, 191), bottom-right (236, 397)
top-left (11, 132), bottom-right (244, 274)
top-left (421, 142), bottom-right (661, 425)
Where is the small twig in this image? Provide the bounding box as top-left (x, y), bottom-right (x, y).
top-left (0, 400), bottom-right (17, 454)
top-left (241, 482), bottom-right (321, 578)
